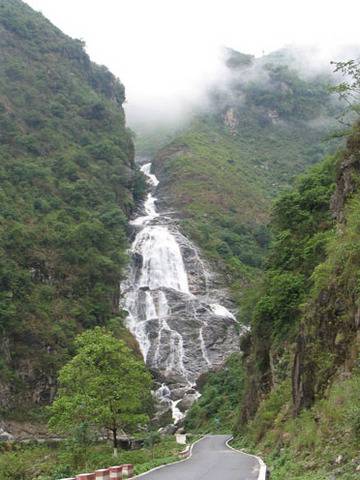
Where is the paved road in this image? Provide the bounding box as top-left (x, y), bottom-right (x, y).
top-left (137, 435), bottom-right (260, 480)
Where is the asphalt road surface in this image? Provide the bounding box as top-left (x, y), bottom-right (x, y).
top-left (136, 435), bottom-right (261, 480)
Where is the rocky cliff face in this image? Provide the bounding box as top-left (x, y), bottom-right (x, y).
top-left (293, 123), bottom-right (360, 414)
top-left (238, 125), bottom-right (360, 424)
top-left (122, 162), bottom-right (241, 420)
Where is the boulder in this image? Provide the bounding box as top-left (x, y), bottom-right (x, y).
top-left (153, 408), bottom-right (173, 428)
top-left (177, 394), bottom-right (198, 413)
top-left (159, 424), bottom-right (177, 436)
top-left (0, 428), bottom-right (14, 442)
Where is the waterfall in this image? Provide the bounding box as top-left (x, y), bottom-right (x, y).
top-left (122, 161), bottom-right (240, 422)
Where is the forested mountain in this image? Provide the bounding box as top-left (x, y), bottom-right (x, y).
top-left (185, 122), bottom-right (360, 479)
top-left (0, 0), bottom-right (143, 412)
top-left (1, 1), bottom-right (359, 479)
top-left (147, 48), bottom-right (360, 478)
top-left (151, 48), bottom-right (341, 305)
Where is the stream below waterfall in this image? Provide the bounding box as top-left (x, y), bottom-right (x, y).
top-left (121, 161), bottom-right (240, 423)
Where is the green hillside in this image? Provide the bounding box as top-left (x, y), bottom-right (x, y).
top-left (153, 48), bottom-right (360, 479)
top-left (185, 121), bottom-right (360, 479)
top-left (152, 48), bottom-right (341, 304)
top-left (0, 0), bottom-right (143, 413)
top-left (1, 2), bottom-right (359, 478)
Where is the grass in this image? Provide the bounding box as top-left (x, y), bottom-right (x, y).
top-left (231, 361), bottom-right (360, 480)
top-left (0, 435), bottom-right (185, 480)
top-left (152, 110), bottom-right (339, 307)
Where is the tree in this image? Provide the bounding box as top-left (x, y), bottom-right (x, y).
top-left (48, 327), bottom-right (153, 455)
top-left (330, 59), bottom-right (360, 121)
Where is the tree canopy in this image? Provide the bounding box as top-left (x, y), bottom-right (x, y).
top-left (48, 328), bottom-right (153, 454)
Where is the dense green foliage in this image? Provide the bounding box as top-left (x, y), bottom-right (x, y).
top-left (251, 155), bottom-right (336, 347)
top-left (185, 154), bottom-right (337, 427)
top-left (187, 122), bottom-right (360, 478)
top-left (152, 48), bottom-right (340, 304)
top-left (49, 328), bottom-right (153, 452)
top-left (0, 434), bottom-right (183, 480)
top-left (232, 363), bottom-right (360, 480)
top-left (0, 0), bottom-right (143, 410)
top-left (184, 354), bottom-right (245, 432)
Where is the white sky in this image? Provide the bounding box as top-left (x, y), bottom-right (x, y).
top-left (25, 0), bottom-right (360, 124)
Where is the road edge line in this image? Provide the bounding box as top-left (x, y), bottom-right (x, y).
top-left (132, 435), bottom-right (206, 479)
top-left (225, 436), bottom-right (267, 480)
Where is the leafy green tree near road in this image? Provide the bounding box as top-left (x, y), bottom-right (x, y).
top-left (49, 328), bottom-right (153, 455)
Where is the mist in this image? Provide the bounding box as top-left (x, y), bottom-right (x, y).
top-left (24, 0), bottom-right (360, 130)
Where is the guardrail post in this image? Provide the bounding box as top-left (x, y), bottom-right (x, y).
top-left (109, 466), bottom-right (123, 479)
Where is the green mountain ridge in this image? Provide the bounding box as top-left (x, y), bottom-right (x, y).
top-left (0, 2), bottom-right (359, 479)
top-left (186, 125), bottom-right (360, 480)
top-left (151, 47), bottom-right (341, 305)
top-left (146, 48), bottom-right (360, 479)
top-left (185, 124), bottom-right (360, 479)
top-left (0, 0), bottom-right (142, 412)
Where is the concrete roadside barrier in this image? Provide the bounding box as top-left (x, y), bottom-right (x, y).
top-left (109, 466), bottom-right (123, 479)
top-left (59, 463), bottom-right (134, 480)
top-left (178, 445), bottom-right (190, 458)
top-left (121, 464), bottom-right (134, 478)
top-left (95, 469), bottom-right (110, 480)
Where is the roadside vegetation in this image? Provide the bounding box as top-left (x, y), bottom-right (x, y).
top-left (0, 435), bottom-right (183, 480)
top-left (185, 61), bottom-right (360, 477)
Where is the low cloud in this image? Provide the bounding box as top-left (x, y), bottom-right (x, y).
top-left (126, 43), bottom-right (360, 133)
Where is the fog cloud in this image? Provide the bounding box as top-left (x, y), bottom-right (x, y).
top-left (25, 0), bottom-right (360, 129)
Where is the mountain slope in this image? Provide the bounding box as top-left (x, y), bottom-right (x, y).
top-left (235, 123), bottom-right (360, 480)
top-left (151, 49), bottom-right (341, 306)
top-left (0, 0), bottom-right (142, 412)
top-left (186, 123), bottom-right (360, 479)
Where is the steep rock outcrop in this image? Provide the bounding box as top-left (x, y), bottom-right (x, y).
top-left (293, 123), bottom-right (360, 413)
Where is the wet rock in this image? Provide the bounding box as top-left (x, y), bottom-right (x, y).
top-left (121, 161), bottom-right (241, 418)
top-left (170, 388), bottom-right (188, 401)
top-left (185, 388), bottom-right (196, 395)
top-left (177, 394), bottom-right (198, 412)
top-left (159, 424), bottom-right (177, 436)
top-left (153, 408), bottom-right (173, 428)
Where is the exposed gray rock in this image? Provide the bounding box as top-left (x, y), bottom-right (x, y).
top-left (159, 424), bottom-right (177, 436)
top-left (335, 455), bottom-right (343, 464)
top-left (0, 427), bottom-right (14, 442)
top-left (122, 161), bottom-right (241, 421)
top-left (152, 408), bottom-right (173, 428)
top-left (177, 394), bottom-right (198, 413)
top-left (170, 388), bottom-right (189, 401)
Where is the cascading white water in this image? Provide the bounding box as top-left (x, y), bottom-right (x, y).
top-left (133, 225), bottom-right (190, 293)
top-left (124, 164), bottom-right (195, 377)
top-left (122, 161), bottom-right (239, 422)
